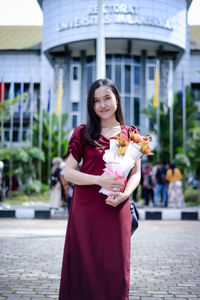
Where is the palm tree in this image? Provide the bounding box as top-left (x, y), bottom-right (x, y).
top-left (32, 109), bottom-right (69, 183)
top-left (143, 86), bottom-right (198, 163)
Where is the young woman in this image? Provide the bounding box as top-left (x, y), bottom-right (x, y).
top-left (59, 78), bottom-right (141, 300)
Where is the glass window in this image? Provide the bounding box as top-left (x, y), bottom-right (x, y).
top-left (125, 65), bottom-right (131, 93)
top-left (115, 65), bottom-right (121, 92)
top-left (114, 54), bottom-right (121, 62)
top-left (134, 97), bottom-right (140, 126)
top-left (106, 54), bottom-right (112, 63)
top-left (72, 57), bottom-right (79, 63)
top-left (5, 83), bottom-right (10, 99)
top-left (191, 84), bottom-right (200, 102)
top-left (125, 55), bottom-right (131, 64)
top-left (134, 66), bottom-right (140, 85)
top-left (13, 130), bottom-right (19, 142)
top-left (23, 129), bottom-right (27, 141)
top-left (147, 57), bottom-right (155, 64)
top-left (72, 103), bottom-right (78, 111)
top-left (125, 97), bottom-right (130, 125)
top-left (14, 83), bottom-right (21, 97)
top-left (94, 66), bottom-right (96, 79)
top-left (4, 130), bottom-right (10, 141)
top-left (134, 56), bottom-right (140, 64)
top-left (87, 66), bottom-right (93, 89)
top-left (73, 66), bottom-right (78, 80)
top-left (148, 66), bottom-right (155, 80)
top-left (87, 56), bottom-right (93, 63)
top-left (72, 115), bottom-right (77, 128)
top-left (106, 65), bottom-right (111, 79)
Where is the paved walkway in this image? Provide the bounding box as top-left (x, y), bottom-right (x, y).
top-left (0, 219), bottom-right (199, 299)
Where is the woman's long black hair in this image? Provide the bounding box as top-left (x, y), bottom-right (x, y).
top-left (85, 78), bottom-right (124, 146)
top-left (170, 163), bottom-right (176, 175)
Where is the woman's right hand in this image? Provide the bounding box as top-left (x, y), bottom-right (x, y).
top-left (97, 172), bottom-right (125, 192)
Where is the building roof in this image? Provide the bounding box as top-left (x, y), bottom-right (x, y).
top-left (190, 26), bottom-right (200, 51)
top-left (0, 26), bottom-right (42, 50)
top-left (0, 25), bottom-right (199, 51)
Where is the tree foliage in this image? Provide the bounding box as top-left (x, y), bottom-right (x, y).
top-left (143, 87), bottom-right (198, 164)
top-left (0, 146), bottom-right (45, 195)
top-left (0, 93), bottom-right (27, 121)
top-left (32, 109), bottom-right (69, 183)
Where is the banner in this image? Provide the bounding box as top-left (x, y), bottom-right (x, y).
top-left (0, 77), bottom-right (5, 103)
top-left (56, 76), bottom-right (63, 116)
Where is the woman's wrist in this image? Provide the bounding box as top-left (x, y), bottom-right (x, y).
top-left (94, 175), bottom-right (101, 186)
top-left (122, 191), bottom-right (130, 200)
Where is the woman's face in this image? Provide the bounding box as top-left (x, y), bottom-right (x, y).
top-left (93, 86), bottom-right (118, 121)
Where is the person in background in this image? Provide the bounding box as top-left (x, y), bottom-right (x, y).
top-left (154, 161), bottom-right (168, 206)
top-left (142, 164), bottom-right (154, 206)
top-left (166, 163), bottom-right (185, 207)
top-left (49, 157), bottom-right (63, 209)
top-left (66, 181), bottom-right (74, 213)
top-left (59, 161), bottom-right (69, 208)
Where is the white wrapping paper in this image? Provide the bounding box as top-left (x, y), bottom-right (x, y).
top-left (99, 139), bottom-right (142, 195)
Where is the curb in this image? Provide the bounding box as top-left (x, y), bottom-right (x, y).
top-left (138, 208), bottom-right (200, 221)
top-left (0, 209), bottom-right (51, 219)
top-left (0, 207), bottom-right (199, 220)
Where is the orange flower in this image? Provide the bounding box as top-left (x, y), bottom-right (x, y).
top-left (115, 131), bottom-right (154, 156)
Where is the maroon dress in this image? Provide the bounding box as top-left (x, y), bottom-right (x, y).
top-left (59, 124), bottom-right (139, 300)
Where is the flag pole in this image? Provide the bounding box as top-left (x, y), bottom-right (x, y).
top-left (29, 80), bottom-right (34, 182)
top-left (56, 69), bottom-right (63, 158)
top-left (1, 77), bottom-right (5, 146)
top-left (168, 60), bottom-right (174, 162)
top-left (47, 88), bottom-right (52, 183)
top-left (96, 0), bottom-right (105, 79)
top-left (19, 82), bottom-right (24, 143)
top-left (182, 72), bottom-right (186, 152)
top-left (29, 80), bottom-right (34, 147)
top-left (153, 60), bottom-right (160, 161)
top-left (9, 82), bottom-right (14, 197)
top-left (38, 85), bottom-right (43, 182)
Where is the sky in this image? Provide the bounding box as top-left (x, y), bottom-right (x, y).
top-left (0, 0), bottom-right (199, 25)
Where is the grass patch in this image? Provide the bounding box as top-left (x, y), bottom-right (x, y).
top-left (2, 193), bottom-right (50, 205)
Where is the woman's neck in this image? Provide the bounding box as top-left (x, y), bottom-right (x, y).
top-left (101, 118), bottom-right (120, 128)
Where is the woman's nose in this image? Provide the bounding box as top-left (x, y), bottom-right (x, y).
top-left (100, 100), bottom-right (106, 108)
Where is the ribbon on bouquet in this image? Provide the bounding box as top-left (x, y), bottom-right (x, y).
top-left (103, 167), bottom-right (125, 196)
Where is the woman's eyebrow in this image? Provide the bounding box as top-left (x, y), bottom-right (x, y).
top-left (94, 94), bottom-right (110, 100)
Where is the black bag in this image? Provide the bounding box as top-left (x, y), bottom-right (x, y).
top-left (50, 175), bottom-right (58, 187)
top-left (130, 202), bottom-right (139, 235)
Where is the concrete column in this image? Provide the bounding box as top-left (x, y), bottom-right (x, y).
top-left (63, 49), bottom-right (71, 134)
top-left (96, 0), bottom-right (105, 79)
top-left (140, 50), bottom-right (148, 134)
top-left (80, 50), bottom-right (86, 124)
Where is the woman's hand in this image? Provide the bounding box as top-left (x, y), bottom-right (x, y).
top-left (98, 172), bottom-right (125, 192)
top-left (105, 192), bottom-right (129, 207)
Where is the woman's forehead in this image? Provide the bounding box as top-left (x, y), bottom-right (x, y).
top-left (94, 86), bottom-right (113, 98)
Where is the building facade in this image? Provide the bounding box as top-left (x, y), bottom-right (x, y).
top-left (1, 0), bottom-right (200, 144)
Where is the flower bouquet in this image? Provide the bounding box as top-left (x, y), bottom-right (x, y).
top-left (99, 131), bottom-right (153, 195)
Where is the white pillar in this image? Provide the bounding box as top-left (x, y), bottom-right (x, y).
top-left (96, 0), bottom-right (105, 79)
top-left (168, 60), bottom-right (174, 162)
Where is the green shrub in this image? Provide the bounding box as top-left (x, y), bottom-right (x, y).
top-left (184, 189), bottom-right (200, 205)
top-left (41, 183), bottom-right (49, 194)
top-left (23, 180), bottom-right (42, 195)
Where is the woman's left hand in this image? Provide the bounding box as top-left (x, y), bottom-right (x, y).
top-left (105, 192), bottom-right (128, 207)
